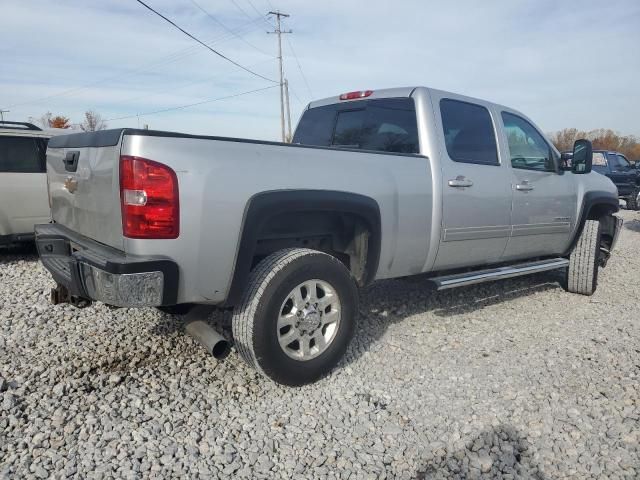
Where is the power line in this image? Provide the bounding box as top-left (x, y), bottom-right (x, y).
top-left (111, 58), bottom-right (275, 108)
top-left (285, 37), bottom-right (313, 98)
top-left (188, 0), bottom-right (273, 57)
top-left (244, 0), bottom-right (267, 19)
top-left (5, 16), bottom-right (267, 109)
top-left (227, 0), bottom-right (253, 19)
top-left (105, 84), bottom-right (278, 121)
top-left (134, 0), bottom-right (277, 83)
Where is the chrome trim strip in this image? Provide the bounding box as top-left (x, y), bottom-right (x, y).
top-left (443, 225), bottom-right (511, 242)
top-left (443, 222), bottom-right (572, 242)
top-left (511, 222), bottom-right (571, 236)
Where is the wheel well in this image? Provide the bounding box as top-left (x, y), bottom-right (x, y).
top-left (224, 190), bottom-right (381, 307)
top-left (252, 211), bottom-right (373, 285)
top-left (587, 203), bottom-right (616, 221)
top-left (564, 193), bottom-right (619, 258)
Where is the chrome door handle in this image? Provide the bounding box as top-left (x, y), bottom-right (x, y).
top-left (448, 176), bottom-right (473, 188)
top-left (516, 182), bottom-right (534, 191)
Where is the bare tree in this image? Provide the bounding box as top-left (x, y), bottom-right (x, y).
top-left (29, 112), bottom-right (53, 129)
top-left (80, 110), bottom-right (107, 132)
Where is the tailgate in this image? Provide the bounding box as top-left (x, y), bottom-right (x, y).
top-left (47, 129), bottom-right (125, 250)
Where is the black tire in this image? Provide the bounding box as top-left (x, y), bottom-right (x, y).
top-left (231, 248), bottom-right (358, 386)
top-left (566, 219), bottom-right (601, 295)
top-left (626, 188), bottom-right (639, 210)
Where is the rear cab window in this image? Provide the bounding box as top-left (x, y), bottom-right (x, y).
top-left (439, 99), bottom-right (499, 165)
top-left (293, 98), bottom-right (419, 154)
top-left (0, 136), bottom-right (47, 173)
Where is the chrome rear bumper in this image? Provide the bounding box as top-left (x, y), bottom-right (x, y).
top-left (35, 223), bottom-right (178, 308)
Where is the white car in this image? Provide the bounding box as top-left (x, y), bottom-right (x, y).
top-left (0, 121), bottom-right (67, 245)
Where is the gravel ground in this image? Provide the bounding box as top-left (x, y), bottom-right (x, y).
top-left (1, 211), bottom-right (639, 479)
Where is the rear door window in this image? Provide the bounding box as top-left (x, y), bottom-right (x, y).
top-left (293, 98), bottom-right (419, 154)
top-left (440, 99), bottom-right (499, 165)
top-left (0, 136), bottom-right (45, 173)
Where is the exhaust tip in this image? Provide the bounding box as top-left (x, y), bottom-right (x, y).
top-left (184, 318), bottom-right (230, 362)
top-left (211, 340), bottom-right (231, 360)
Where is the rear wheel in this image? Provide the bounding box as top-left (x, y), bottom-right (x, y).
top-left (231, 248), bottom-right (358, 386)
top-left (566, 220), bottom-right (601, 295)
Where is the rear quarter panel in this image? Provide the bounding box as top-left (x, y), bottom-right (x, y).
top-left (121, 135), bottom-right (435, 304)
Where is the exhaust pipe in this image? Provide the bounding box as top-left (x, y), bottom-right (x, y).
top-left (183, 306), bottom-right (231, 360)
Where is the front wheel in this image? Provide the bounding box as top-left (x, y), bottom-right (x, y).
top-left (231, 248), bottom-right (358, 386)
top-left (566, 219), bottom-right (601, 295)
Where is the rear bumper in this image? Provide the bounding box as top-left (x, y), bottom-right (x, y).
top-left (35, 224), bottom-right (179, 307)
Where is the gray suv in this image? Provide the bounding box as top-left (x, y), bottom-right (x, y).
top-left (0, 122), bottom-right (65, 245)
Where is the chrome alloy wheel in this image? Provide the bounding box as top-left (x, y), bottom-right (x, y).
top-left (277, 279), bottom-right (341, 361)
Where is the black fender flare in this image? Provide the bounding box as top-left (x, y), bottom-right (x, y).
top-left (224, 190), bottom-right (382, 306)
top-left (564, 190), bottom-right (619, 256)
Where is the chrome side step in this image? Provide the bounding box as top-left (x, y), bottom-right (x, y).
top-left (430, 258), bottom-right (569, 291)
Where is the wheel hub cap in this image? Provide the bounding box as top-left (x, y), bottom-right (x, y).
top-left (277, 279), bottom-right (341, 361)
top-left (299, 306), bottom-right (321, 332)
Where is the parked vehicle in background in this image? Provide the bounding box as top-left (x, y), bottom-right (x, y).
top-left (0, 122), bottom-right (67, 245)
top-left (36, 87), bottom-right (623, 385)
top-left (565, 150), bottom-right (640, 210)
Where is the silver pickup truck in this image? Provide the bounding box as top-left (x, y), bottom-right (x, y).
top-left (36, 86), bottom-right (623, 385)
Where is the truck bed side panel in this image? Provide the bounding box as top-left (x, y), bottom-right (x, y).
top-left (120, 135), bottom-right (434, 304)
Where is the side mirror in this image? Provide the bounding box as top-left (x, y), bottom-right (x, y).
top-left (571, 139), bottom-right (592, 174)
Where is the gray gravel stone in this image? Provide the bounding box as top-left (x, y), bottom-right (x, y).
top-left (1, 212), bottom-right (640, 479)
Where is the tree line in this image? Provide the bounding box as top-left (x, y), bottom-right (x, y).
top-left (549, 128), bottom-right (640, 160)
top-left (29, 110), bottom-right (107, 132)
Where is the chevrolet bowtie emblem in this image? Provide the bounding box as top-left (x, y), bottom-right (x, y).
top-left (64, 176), bottom-right (78, 193)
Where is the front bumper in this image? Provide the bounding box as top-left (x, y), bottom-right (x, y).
top-left (35, 224), bottom-right (178, 307)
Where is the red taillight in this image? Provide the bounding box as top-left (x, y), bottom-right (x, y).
top-left (119, 155), bottom-right (179, 239)
top-left (339, 90), bottom-right (373, 101)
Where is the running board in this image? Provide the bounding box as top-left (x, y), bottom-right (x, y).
top-left (430, 258), bottom-right (569, 291)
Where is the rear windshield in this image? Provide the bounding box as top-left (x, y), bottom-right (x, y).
top-left (292, 98), bottom-right (419, 154)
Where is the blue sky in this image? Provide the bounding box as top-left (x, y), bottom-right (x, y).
top-left (1, 0), bottom-right (639, 140)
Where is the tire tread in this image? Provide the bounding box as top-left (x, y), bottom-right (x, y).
top-left (231, 248), bottom-right (348, 380)
top-left (567, 219), bottom-right (600, 295)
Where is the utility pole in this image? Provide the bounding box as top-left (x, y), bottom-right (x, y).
top-left (284, 79), bottom-right (292, 142)
top-left (0, 109), bottom-right (8, 122)
top-left (268, 11), bottom-right (291, 142)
